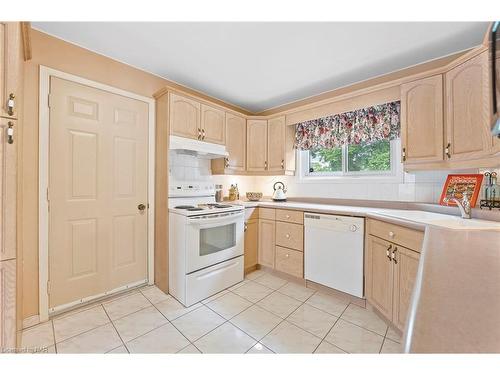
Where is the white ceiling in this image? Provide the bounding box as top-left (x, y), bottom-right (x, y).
top-left (32, 22), bottom-right (488, 113)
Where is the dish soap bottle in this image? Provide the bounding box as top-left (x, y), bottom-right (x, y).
top-left (228, 184), bottom-right (237, 201)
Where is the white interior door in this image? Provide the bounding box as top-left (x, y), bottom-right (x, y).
top-left (48, 77), bottom-right (149, 309)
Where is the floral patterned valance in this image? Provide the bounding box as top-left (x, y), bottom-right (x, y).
top-left (294, 101), bottom-right (401, 150)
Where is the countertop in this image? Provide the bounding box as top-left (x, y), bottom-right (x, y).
top-left (238, 198), bottom-right (500, 352)
top-left (239, 199), bottom-right (500, 231)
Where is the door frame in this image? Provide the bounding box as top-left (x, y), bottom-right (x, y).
top-left (38, 66), bottom-right (156, 321)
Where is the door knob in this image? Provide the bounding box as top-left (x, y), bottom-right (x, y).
top-left (138, 204), bottom-right (146, 211)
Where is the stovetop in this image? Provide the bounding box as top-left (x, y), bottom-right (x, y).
top-left (169, 201), bottom-right (245, 216)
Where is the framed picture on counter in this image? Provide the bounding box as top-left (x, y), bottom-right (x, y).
top-left (439, 174), bottom-right (483, 208)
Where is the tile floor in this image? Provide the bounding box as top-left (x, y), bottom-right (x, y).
top-left (20, 269), bottom-right (403, 354)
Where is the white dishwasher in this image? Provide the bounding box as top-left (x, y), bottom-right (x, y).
top-left (304, 213), bottom-right (364, 298)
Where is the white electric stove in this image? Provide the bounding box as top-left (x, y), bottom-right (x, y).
top-left (168, 183), bottom-right (245, 306)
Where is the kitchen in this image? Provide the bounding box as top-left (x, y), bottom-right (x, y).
top-left (1, 4), bottom-right (500, 371)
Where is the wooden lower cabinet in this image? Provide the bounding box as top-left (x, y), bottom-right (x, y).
top-left (275, 246), bottom-right (303, 278)
top-left (392, 246), bottom-right (420, 331)
top-left (0, 259), bottom-right (16, 350)
top-left (258, 219), bottom-right (276, 268)
top-left (365, 235), bottom-right (394, 320)
top-left (365, 219), bottom-right (422, 331)
top-left (244, 219), bottom-right (258, 272)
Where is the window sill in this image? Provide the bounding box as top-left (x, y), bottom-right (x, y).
top-left (298, 173), bottom-right (403, 184)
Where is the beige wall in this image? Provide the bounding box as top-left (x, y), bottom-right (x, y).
top-left (21, 30), bottom-right (170, 319)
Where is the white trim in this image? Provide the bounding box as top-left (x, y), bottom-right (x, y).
top-left (38, 66), bottom-right (155, 322)
top-left (297, 139), bottom-right (404, 184)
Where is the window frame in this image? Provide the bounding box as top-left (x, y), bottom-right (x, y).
top-left (298, 139), bottom-right (403, 184)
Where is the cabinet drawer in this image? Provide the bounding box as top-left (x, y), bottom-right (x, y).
top-left (276, 209), bottom-right (303, 224)
top-left (276, 221), bottom-right (303, 251)
top-left (275, 246), bottom-right (303, 278)
top-left (259, 208), bottom-right (276, 220)
top-left (368, 219), bottom-right (424, 252)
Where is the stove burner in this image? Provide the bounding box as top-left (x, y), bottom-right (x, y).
top-left (213, 204), bottom-right (232, 208)
top-left (174, 205), bottom-right (196, 209)
top-left (187, 207), bottom-right (204, 211)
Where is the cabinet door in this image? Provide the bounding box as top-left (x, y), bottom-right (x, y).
top-left (247, 120), bottom-right (268, 172)
top-left (201, 104), bottom-right (225, 144)
top-left (401, 75), bottom-right (444, 164)
top-left (267, 116), bottom-right (285, 171)
top-left (258, 219), bottom-right (275, 268)
top-left (494, 56), bottom-right (500, 153)
top-left (225, 113), bottom-right (246, 171)
top-left (169, 93), bottom-right (200, 140)
top-left (244, 219), bottom-right (258, 271)
top-left (392, 246), bottom-right (420, 331)
top-left (0, 22), bottom-right (21, 119)
top-left (0, 259), bottom-right (16, 350)
top-left (365, 235), bottom-right (394, 321)
top-left (0, 118), bottom-right (16, 261)
top-left (445, 51), bottom-right (492, 161)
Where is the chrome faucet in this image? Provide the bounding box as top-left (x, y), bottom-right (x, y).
top-left (443, 192), bottom-right (472, 219)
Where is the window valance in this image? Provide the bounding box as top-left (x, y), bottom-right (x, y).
top-left (294, 101), bottom-right (401, 150)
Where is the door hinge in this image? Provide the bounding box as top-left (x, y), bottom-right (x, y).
top-left (47, 280), bottom-right (51, 295)
top-left (47, 93), bottom-right (52, 108)
top-left (46, 187), bottom-right (50, 211)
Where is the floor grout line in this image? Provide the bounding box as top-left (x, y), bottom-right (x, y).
top-left (149, 300), bottom-right (195, 352)
top-left (102, 304), bottom-right (129, 354)
top-left (33, 269), bottom-right (398, 354)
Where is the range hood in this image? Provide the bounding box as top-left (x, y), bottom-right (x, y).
top-left (169, 135), bottom-right (228, 159)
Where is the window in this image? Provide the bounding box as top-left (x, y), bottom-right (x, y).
top-left (306, 139), bottom-right (395, 176)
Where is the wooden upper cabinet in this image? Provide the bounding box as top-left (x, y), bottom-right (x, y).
top-left (365, 235), bottom-right (394, 321)
top-left (494, 56), bottom-right (500, 153)
top-left (201, 104), bottom-right (225, 144)
top-left (392, 246), bottom-right (420, 331)
top-left (267, 116), bottom-right (285, 171)
top-left (169, 93), bottom-right (201, 140)
top-left (247, 119), bottom-right (268, 171)
top-left (401, 75), bottom-right (444, 164)
top-left (445, 51), bottom-right (492, 161)
top-left (225, 113), bottom-right (246, 171)
top-left (0, 22), bottom-right (21, 119)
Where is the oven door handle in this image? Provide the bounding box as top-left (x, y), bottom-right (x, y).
top-left (187, 211), bottom-right (244, 225)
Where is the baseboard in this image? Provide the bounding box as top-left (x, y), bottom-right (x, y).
top-left (22, 315), bottom-right (40, 329)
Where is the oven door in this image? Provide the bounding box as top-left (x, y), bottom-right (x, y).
top-left (185, 210), bottom-right (244, 273)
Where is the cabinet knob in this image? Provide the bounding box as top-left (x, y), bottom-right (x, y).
top-left (286, 214), bottom-right (290, 219)
top-left (388, 231), bottom-right (395, 238)
top-left (285, 253), bottom-right (290, 258)
top-left (285, 234), bottom-right (290, 239)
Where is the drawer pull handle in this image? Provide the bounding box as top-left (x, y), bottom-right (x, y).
top-left (388, 231), bottom-right (395, 238)
top-left (391, 247), bottom-right (398, 264)
top-left (7, 93), bottom-right (15, 116)
top-left (286, 215), bottom-right (290, 219)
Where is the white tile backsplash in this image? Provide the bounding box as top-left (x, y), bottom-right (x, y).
top-left (169, 149), bottom-right (494, 204)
